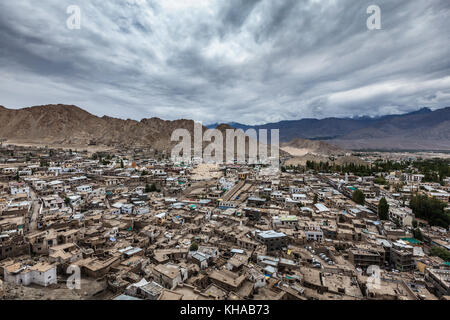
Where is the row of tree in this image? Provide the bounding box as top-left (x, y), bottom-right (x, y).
top-left (409, 194), bottom-right (449, 229)
top-left (289, 159), bottom-right (449, 184)
top-left (430, 246), bottom-right (450, 262)
top-left (145, 183), bottom-right (160, 193)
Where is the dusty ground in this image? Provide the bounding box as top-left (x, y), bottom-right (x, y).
top-left (1, 278), bottom-right (108, 300)
top-left (2, 140), bottom-right (115, 154)
top-left (190, 163), bottom-right (223, 180)
top-left (280, 146), bottom-right (313, 157)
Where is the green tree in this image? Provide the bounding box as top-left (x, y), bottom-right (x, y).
top-left (352, 189), bottom-right (365, 205)
top-left (189, 242), bottom-right (199, 251)
top-left (120, 160), bottom-right (124, 168)
top-left (313, 194), bottom-right (318, 204)
top-left (393, 218), bottom-right (402, 229)
top-left (430, 246), bottom-right (450, 262)
top-left (145, 183), bottom-right (158, 193)
top-left (409, 194), bottom-right (449, 228)
top-left (413, 228), bottom-right (423, 241)
top-left (374, 176), bottom-right (387, 185)
top-left (40, 160), bottom-right (49, 167)
top-left (377, 197), bottom-right (389, 220)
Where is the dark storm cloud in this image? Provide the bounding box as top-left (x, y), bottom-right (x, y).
top-left (220, 0), bottom-right (262, 30)
top-left (0, 0), bottom-right (449, 124)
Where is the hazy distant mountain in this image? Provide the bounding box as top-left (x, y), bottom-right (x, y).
top-left (332, 107), bottom-right (450, 150)
top-left (214, 107), bottom-right (450, 150)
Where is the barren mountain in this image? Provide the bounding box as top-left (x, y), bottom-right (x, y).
top-left (3, 104), bottom-right (449, 152)
top-left (281, 138), bottom-right (346, 156)
top-left (0, 104), bottom-right (199, 151)
top-left (332, 107), bottom-right (450, 150)
top-left (215, 107), bottom-right (450, 150)
top-left (0, 105), bottom-right (281, 159)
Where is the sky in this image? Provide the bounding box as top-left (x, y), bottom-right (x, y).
top-left (0, 0), bottom-right (449, 125)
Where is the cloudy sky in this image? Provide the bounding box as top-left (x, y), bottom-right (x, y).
top-left (0, 0), bottom-right (449, 124)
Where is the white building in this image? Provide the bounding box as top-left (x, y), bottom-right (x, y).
top-left (92, 188), bottom-right (106, 197)
top-left (403, 173), bottom-right (425, 183)
top-left (314, 203), bottom-right (330, 213)
top-left (271, 191), bottom-right (284, 201)
top-left (121, 204), bottom-right (134, 214)
top-left (76, 185), bottom-right (92, 193)
top-left (292, 194), bottom-right (307, 202)
top-left (272, 215), bottom-right (298, 229)
top-left (305, 225), bottom-right (323, 242)
top-left (2, 167), bottom-right (18, 174)
top-left (134, 205), bottom-right (150, 215)
top-left (67, 195), bottom-right (82, 206)
top-left (47, 180), bottom-right (64, 192)
top-left (9, 182), bottom-right (30, 197)
top-left (48, 167), bottom-right (63, 176)
top-left (18, 168), bottom-right (32, 176)
top-left (4, 262), bottom-right (57, 287)
top-left (32, 180), bottom-right (47, 191)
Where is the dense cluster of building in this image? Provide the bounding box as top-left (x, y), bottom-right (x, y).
top-left (0, 144), bottom-right (449, 300)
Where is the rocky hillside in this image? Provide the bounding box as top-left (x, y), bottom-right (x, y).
top-left (0, 104), bottom-right (198, 151)
top-left (0, 105), bottom-right (281, 159)
top-left (281, 138), bottom-right (346, 156)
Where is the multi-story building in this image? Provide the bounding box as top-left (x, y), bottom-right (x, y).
top-left (425, 268), bottom-right (450, 297)
top-left (348, 248), bottom-right (383, 268)
top-left (255, 230), bottom-right (288, 251)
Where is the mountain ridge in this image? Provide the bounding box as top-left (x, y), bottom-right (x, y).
top-left (208, 107), bottom-right (450, 150)
top-left (1, 104), bottom-right (449, 151)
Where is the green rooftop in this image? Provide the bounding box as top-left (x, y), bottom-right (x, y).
top-left (281, 215), bottom-right (298, 222)
top-left (401, 237), bottom-right (422, 244)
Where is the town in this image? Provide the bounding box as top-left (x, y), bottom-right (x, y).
top-left (0, 143), bottom-right (449, 300)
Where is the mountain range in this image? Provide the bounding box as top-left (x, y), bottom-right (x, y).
top-left (0, 104), bottom-right (282, 157)
top-left (208, 107), bottom-right (450, 150)
top-left (0, 104), bottom-right (449, 152)
top-left (0, 104), bottom-right (198, 151)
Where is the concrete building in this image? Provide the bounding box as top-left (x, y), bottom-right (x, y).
top-left (255, 230), bottom-right (288, 251)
